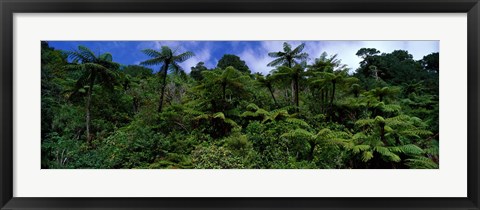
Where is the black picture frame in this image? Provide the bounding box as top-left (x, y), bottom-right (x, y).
top-left (1, 0), bottom-right (479, 209)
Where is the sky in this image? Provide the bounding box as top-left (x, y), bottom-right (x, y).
top-left (47, 41), bottom-right (439, 75)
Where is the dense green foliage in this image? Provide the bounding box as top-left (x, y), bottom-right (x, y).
top-left (216, 54), bottom-right (251, 74)
top-left (41, 41), bottom-right (439, 169)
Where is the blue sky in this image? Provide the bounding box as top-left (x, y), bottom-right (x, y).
top-left (47, 41), bottom-right (439, 75)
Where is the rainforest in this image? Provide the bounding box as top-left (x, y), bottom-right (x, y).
top-left (41, 41), bottom-right (439, 169)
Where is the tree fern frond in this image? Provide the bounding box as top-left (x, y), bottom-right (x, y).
top-left (362, 151), bottom-right (374, 162)
top-left (352, 144), bottom-right (370, 154)
top-left (267, 57), bottom-right (285, 67)
top-left (213, 112), bottom-right (226, 120)
top-left (405, 157), bottom-right (438, 169)
top-left (352, 132), bottom-right (368, 140)
top-left (246, 103), bottom-right (260, 111)
top-left (324, 138), bottom-right (351, 148)
top-left (240, 111), bottom-right (257, 118)
top-left (194, 114), bottom-right (210, 121)
top-left (285, 118), bottom-right (310, 128)
top-left (291, 43), bottom-right (305, 55)
top-left (256, 109), bottom-right (269, 116)
top-left (160, 46), bottom-right (172, 56)
top-left (141, 49), bottom-right (162, 58)
top-left (83, 63), bottom-right (110, 72)
top-left (295, 52), bottom-right (309, 61)
top-left (381, 104), bottom-right (402, 113)
top-left (98, 53), bottom-right (113, 62)
top-left (140, 57), bottom-right (164, 66)
top-left (175, 51), bottom-right (195, 63)
top-left (375, 146), bottom-right (401, 162)
top-left (397, 144), bottom-right (424, 155)
top-left (77, 45), bottom-right (97, 61)
top-left (385, 114), bottom-right (411, 123)
top-left (281, 128), bottom-right (314, 139)
top-left (374, 116), bottom-right (386, 124)
top-left (424, 146), bottom-right (439, 156)
top-left (282, 42), bottom-right (292, 52)
top-left (267, 51), bottom-right (285, 58)
top-left (223, 118), bottom-right (238, 127)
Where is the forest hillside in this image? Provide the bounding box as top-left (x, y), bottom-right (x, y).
top-left (41, 41), bottom-right (439, 169)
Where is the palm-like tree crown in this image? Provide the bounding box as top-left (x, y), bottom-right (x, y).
top-left (307, 52), bottom-right (347, 74)
top-left (200, 66), bottom-right (250, 99)
top-left (65, 46), bottom-right (120, 91)
top-left (140, 46), bottom-right (195, 74)
top-left (139, 46), bottom-right (194, 112)
top-left (267, 42), bottom-right (308, 68)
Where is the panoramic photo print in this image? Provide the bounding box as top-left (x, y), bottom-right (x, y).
top-left (41, 40), bottom-right (439, 169)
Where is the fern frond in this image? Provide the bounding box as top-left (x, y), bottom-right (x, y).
top-left (405, 156), bottom-right (438, 169)
top-left (281, 129), bottom-right (314, 140)
top-left (355, 118), bottom-right (375, 127)
top-left (399, 144), bottom-right (424, 154)
top-left (374, 146), bottom-right (401, 162)
top-left (194, 114), bottom-right (210, 121)
top-left (424, 146), bottom-right (439, 156)
top-left (285, 118), bottom-right (310, 128)
top-left (401, 129), bottom-right (433, 137)
top-left (213, 112), bottom-right (226, 120)
top-left (240, 111), bottom-right (257, 118)
top-left (381, 104), bottom-right (401, 113)
top-left (362, 151), bottom-right (374, 162)
top-left (352, 144), bottom-right (370, 154)
top-left (352, 132), bottom-right (368, 140)
top-left (256, 109), bottom-right (270, 116)
top-left (385, 115), bottom-right (411, 124)
top-left (246, 103), bottom-right (260, 111)
top-left (223, 118), bottom-right (238, 127)
top-left (324, 138), bottom-right (350, 148)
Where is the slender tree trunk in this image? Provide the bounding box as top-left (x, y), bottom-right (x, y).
top-left (307, 141), bottom-right (316, 161)
top-left (85, 79), bottom-right (94, 144)
top-left (158, 64), bottom-right (169, 113)
top-left (330, 81), bottom-right (336, 108)
top-left (291, 81), bottom-right (295, 105)
top-left (268, 86), bottom-right (278, 106)
top-left (294, 77), bottom-right (299, 109)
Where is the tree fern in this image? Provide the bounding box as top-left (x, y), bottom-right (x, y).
top-left (374, 146), bottom-right (401, 162)
top-left (285, 118), bottom-right (310, 128)
top-left (140, 45), bottom-right (194, 113)
top-left (405, 156), bottom-right (438, 169)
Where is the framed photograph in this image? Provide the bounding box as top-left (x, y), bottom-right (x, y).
top-left (1, 0), bottom-right (479, 209)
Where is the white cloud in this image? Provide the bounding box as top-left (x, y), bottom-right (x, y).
top-left (180, 48), bottom-right (212, 73)
top-left (239, 47), bottom-right (274, 75)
